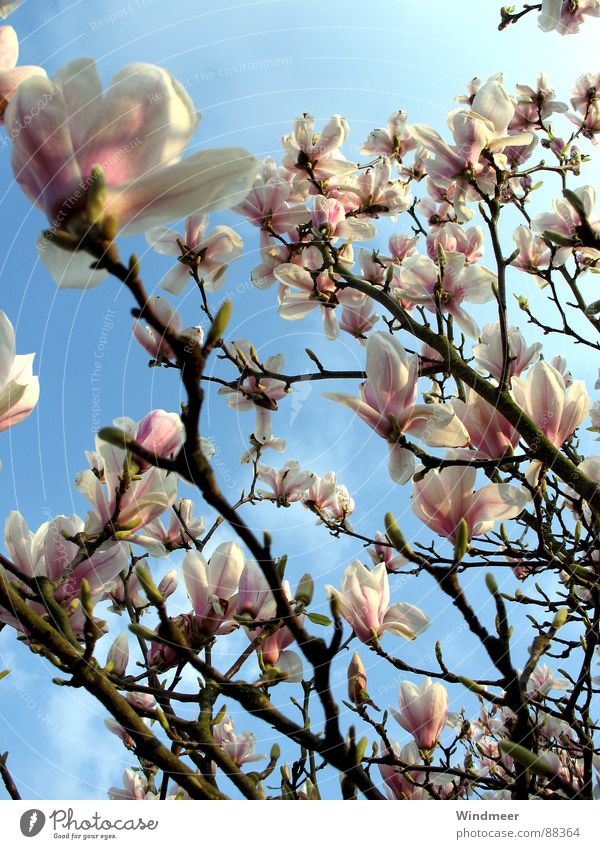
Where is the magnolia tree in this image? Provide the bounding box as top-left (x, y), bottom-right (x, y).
top-left (0, 0), bottom-right (599, 802)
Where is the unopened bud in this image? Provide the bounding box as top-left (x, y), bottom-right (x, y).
top-left (498, 740), bottom-right (558, 778)
top-left (485, 572), bottom-right (498, 595)
top-left (106, 632), bottom-right (129, 677)
top-left (552, 608), bottom-right (568, 630)
top-left (135, 564), bottom-right (165, 607)
top-left (454, 518), bottom-right (470, 563)
top-left (347, 652), bottom-right (368, 704)
top-left (205, 300), bottom-right (232, 348)
top-left (295, 573), bottom-right (314, 606)
top-left (158, 569), bottom-right (178, 599)
top-left (80, 578), bottom-right (93, 619)
top-left (384, 512), bottom-right (414, 558)
top-left (86, 165), bottom-right (107, 224)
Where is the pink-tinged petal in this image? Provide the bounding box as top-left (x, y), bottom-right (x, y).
top-left (472, 79), bottom-right (514, 134)
top-left (468, 483), bottom-right (530, 536)
top-left (0, 354), bottom-right (39, 431)
top-left (159, 264), bottom-right (190, 295)
top-left (273, 263), bottom-right (314, 292)
top-left (106, 148), bottom-right (257, 235)
top-left (487, 131), bottom-right (535, 152)
top-left (402, 404), bottom-right (469, 448)
top-left (459, 264), bottom-right (496, 304)
top-left (365, 331), bottom-right (414, 414)
top-left (322, 307), bottom-right (340, 340)
top-left (36, 235), bottom-right (108, 289)
top-left (182, 550), bottom-right (209, 613)
top-left (51, 58), bottom-right (102, 152)
top-left (6, 75), bottom-right (83, 219)
top-left (410, 124), bottom-right (465, 173)
top-left (0, 309), bottom-right (15, 387)
top-left (145, 226), bottom-right (182, 256)
top-left (77, 63), bottom-right (198, 183)
top-left (559, 380), bottom-right (590, 442)
top-left (388, 443), bottom-right (415, 484)
top-left (322, 391), bottom-right (388, 437)
top-left (0, 65), bottom-right (46, 104)
top-left (274, 650), bottom-right (303, 683)
top-left (0, 24), bottom-right (17, 69)
top-left (538, 0), bottom-right (563, 30)
top-left (207, 542), bottom-right (245, 600)
top-left (382, 602), bottom-right (431, 640)
top-left (278, 293), bottom-right (319, 321)
top-left (447, 304), bottom-right (480, 340)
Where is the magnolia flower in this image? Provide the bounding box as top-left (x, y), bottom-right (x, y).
top-left (325, 560), bottom-right (430, 644)
top-left (0, 511), bottom-right (128, 636)
top-left (302, 471), bottom-right (355, 521)
top-left (5, 59), bottom-right (256, 288)
top-left (146, 213), bottom-right (243, 294)
top-left (132, 296), bottom-right (183, 363)
top-left (139, 498), bottom-right (205, 552)
top-left (324, 332), bottom-right (469, 484)
top-left (213, 715), bottom-right (265, 767)
top-left (218, 341), bottom-right (288, 442)
top-left (569, 73), bottom-right (600, 139)
top-left (234, 171), bottom-right (308, 234)
top-left (237, 560), bottom-right (301, 668)
top-left (472, 322), bottom-right (542, 383)
top-left (379, 742), bottom-right (428, 800)
top-left (427, 223), bottom-right (484, 264)
top-left (510, 225), bottom-right (553, 285)
top-left (392, 677), bottom-right (449, 751)
top-left (108, 409), bottom-right (185, 472)
top-left (396, 252), bottom-right (496, 338)
top-left (348, 157), bottom-right (412, 217)
top-left (387, 233), bottom-right (420, 263)
top-left (108, 770), bottom-right (157, 801)
top-left (106, 633), bottom-right (129, 677)
top-left (412, 457), bottom-right (530, 543)
top-left (525, 664), bottom-right (569, 698)
top-left (510, 74), bottom-right (568, 131)
top-left (368, 531), bottom-right (409, 572)
top-left (360, 110), bottom-right (418, 160)
top-left (539, 0), bottom-right (600, 34)
top-left (257, 460), bottom-right (316, 505)
top-left (182, 543), bottom-right (245, 637)
top-left (311, 196), bottom-right (375, 241)
top-left (0, 25), bottom-right (45, 119)
top-left (76, 434), bottom-right (179, 540)
top-left (274, 246), bottom-right (364, 340)
top-left (452, 389), bottom-right (520, 459)
top-left (411, 91), bottom-right (535, 221)
top-left (532, 186), bottom-right (600, 261)
top-left (281, 113), bottom-right (356, 181)
top-left (511, 361), bottom-right (590, 448)
top-left (339, 295), bottom-right (378, 342)
top-left (0, 310), bottom-right (39, 432)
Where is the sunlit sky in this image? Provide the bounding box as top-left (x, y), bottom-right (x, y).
top-left (0, 0), bottom-right (598, 799)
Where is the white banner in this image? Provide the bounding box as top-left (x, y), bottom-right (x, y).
top-left (0, 800), bottom-right (598, 848)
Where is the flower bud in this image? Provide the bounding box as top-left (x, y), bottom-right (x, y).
top-left (106, 633), bottom-right (129, 677)
top-left (347, 652), bottom-right (368, 704)
top-left (454, 518), bottom-right (470, 563)
top-left (135, 565), bottom-right (165, 607)
top-left (295, 573), bottom-right (314, 606)
top-left (158, 569), bottom-right (178, 599)
top-left (86, 164), bottom-right (107, 224)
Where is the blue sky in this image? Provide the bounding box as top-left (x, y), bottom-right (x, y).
top-left (0, 0), bottom-right (598, 799)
